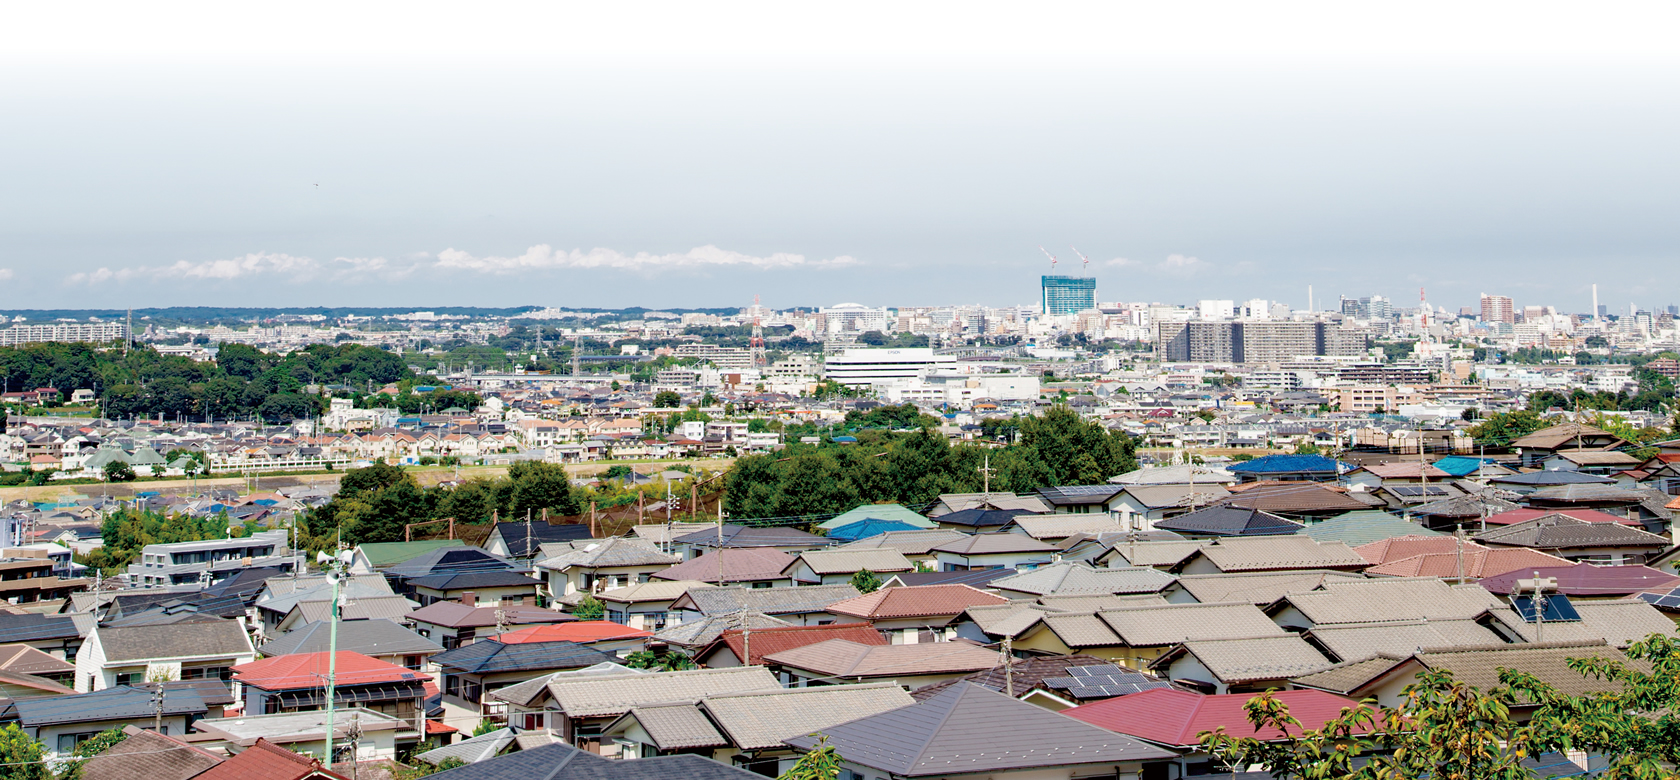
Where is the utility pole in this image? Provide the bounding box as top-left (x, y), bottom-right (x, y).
top-left (152, 685), bottom-right (164, 732)
top-left (345, 712), bottom-right (362, 780)
top-left (1001, 636), bottom-right (1015, 698)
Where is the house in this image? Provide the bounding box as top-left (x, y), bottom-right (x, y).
top-left (825, 518), bottom-right (923, 542)
top-left (651, 549), bottom-right (795, 588)
top-left (1226, 454), bottom-right (1349, 482)
top-left (1149, 635), bottom-right (1331, 694)
top-left (74, 619), bottom-right (256, 692)
top-left (668, 584), bottom-right (861, 627)
top-left (125, 530), bottom-right (292, 587)
top-left (193, 708), bottom-right (413, 763)
top-left (672, 525), bottom-right (837, 559)
top-left (1542, 449), bottom-right (1644, 475)
top-left (0, 613), bottom-right (91, 661)
top-left (930, 533), bottom-right (1058, 571)
top-left (1171, 535), bottom-right (1369, 575)
top-left (255, 619), bottom-right (443, 671)
top-left (431, 639), bottom-right (621, 731)
top-left (420, 741), bottom-right (761, 780)
top-left (406, 599), bottom-right (575, 650)
top-left (492, 666), bottom-right (780, 753)
top-left (483, 522), bottom-right (594, 559)
top-left (1344, 462), bottom-right (1452, 491)
top-left (1477, 563), bottom-right (1680, 602)
top-left (273, 595), bottom-right (417, 635)
top-left (693, 623), bottom-right (887, 668)
top-left (1267, 576), bottom-right (1506, 632)
top-left (536, 538), bottom-right (680, 598)
top-left (1065, 688), bottom-right (1366, 775)
top-left (1293, 640), bottom-right (1638, 709)
top-left (233, 651), bottom-right (430, 731)
top-left (592, 580), bottom-right (712, 632)
top-left (0, 555), bottom-right (88, 603)
top-left (1011, 601), bottom-right (1287, 669)
top-left (348, 540), bottom-right (466, 575)
top-left (1220, 481), bottom-right (1373, 520)
top-left (1095, 539), bottom-right (1209, 570)
top-left (782, 548), bottom-right (914, 585)
top-left (407, 571), bottom-right (544, 608)
top-left (907, 655), bottom-right (1162, 711)
top-left (822, 584), bottom-right (1008, 644)
top-left (1, 685), bottom-right (208, 755)
top-left (817, 503), bottom-right (937, 531)
top-left (1355, 535), bottom-right (1571, 580)
top-left (190, 738), bottom-right (346, 780)
top-left (833, 529), bottom-right (968, 570)
top-left (987, 562), bottom-right (1177, 600)
top-left (1107, 485), bottom-right (1233, 531)
top-left (765, 638), bottom-right (1002, 688)
top-left (783, 682), bottom-right (1177, 780)
top-left (927, 506), bottom-right (1042, 533)
top-left (0, 646), bottom-right (74, 698)
top-left (1151, 505), bottom-right (1304, 538)
top-left (1471, 513), bottom-right (1671, 566)
top-left (492, 621), bottom-right (651, 656)
top-left (78, 725), bottom-right (224, 780)
top-left (1008, 514), bottom-right (1126, 543)
top-left (383, 547), bottom-right (523, 598)
top-left (925, 492), bottom-right (1050, 517)
top-left (1510, 422), bottom-right (1628, 468)
top-left (1302, 511), bottom-right (1442, 546)
top-left (1035, 485), bottom-right (1125, 514)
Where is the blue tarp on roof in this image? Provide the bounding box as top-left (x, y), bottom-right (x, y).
top-left (1431, 456), bottom-right (1503, 477)
top-left (1227, 454), bottom-right (1348, 475)
top-left (827, 518), bottom-right (921, 542)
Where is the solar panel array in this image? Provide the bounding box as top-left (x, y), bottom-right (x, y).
top-left (1512, 594), bottom-right (1583, 623)
top-left (1637, 591), bottom-right (1680, 610)
top-left (1041, 663), bottom-right (1173, 700)
top-left (1389, 486), bottom-right (1453, 497)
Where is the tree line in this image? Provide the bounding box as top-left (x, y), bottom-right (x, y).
top-left (299, 460), bottom-right (583, 549)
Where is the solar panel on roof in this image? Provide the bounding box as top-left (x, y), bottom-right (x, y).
top-left (1512, 594), bottom-right (1583, 623)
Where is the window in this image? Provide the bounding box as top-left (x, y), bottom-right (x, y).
top-left (181, 666), bottom-right (232, 681)
top-left (114, 672), bottom-right (141, 686)
top-left (517, 711), bottom-right (546, 731)
top-left (606, 609), bottom-right (628, 626)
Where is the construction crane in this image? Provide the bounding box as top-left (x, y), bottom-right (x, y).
top-left (1070, 247), bottom-right (1091, 276)
top-left (1038, 246), bottom-right (1058, 270)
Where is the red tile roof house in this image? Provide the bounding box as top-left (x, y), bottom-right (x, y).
top-left (233, 651), bottom-right (432, 734)
top-left (491, 621), bottom-right (653, 657)
top-left (692, 623), bottom-right (887, 668)
top-left (822, 584), bottom-right (1009, 644)
top-left (1066, 688), bottom-right (1372, 776)
top-left (192, 737), bottom-right (348, 780)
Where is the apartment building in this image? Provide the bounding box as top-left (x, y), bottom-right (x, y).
top-left (125, 530), bottom-right (293, 587)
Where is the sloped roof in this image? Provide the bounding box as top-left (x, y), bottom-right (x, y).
top-left (932, 507), bottom-right (1040, 529)
top-left (1039, 613), bottom-right (1124, 647)
top-left (764, 638), bottom-right (999, 677)
top-left (1478, 563), bottom-right (1680, 596)
top-left (1155, 636), bottom-right (1331, 683)
top-left (1510, 422), bottom-right (1622, 450)
top-left (1356, 535), bottom-right (1476, 565)
top-left (234, 651), bottom-right (427, 691)
top-left (407, 571), bottom-right (543, 591)
top-left (837, 529), bottom-right (969, 555)
top-left (932, 533), bottom-right (1059, 555)
top-left (1222, 482), bottom-right (1370, 514)
top-left (1065, 688), bottom-right (1366, 747)
top-left (700, 683), bottom-right (915, 749)
top-left (15, 685), bottom-right (207, 727)
top-left (406, 601), bottom-right (573, 629)
top-left (257, 619), bottom-right (442, 658)
top-left (962, 602), bottom-right (1060, 638)
top-left (1483, 508), bottom-right (1642, 526)
top-left (1353, 463), bottom-right (1452, 479)
top-left (817, 504), bottom-right (937, 530)
top-left (489, 522), bottom-right (594, 557)
top-left (1490, 600), bottom-right (1679, 648)
top-left (380, 545), bottom-right (510, 577)
top-left (1193, 536), bottom-right (1369, 572)
top-left (1473, 514), bottom-right (1670, 549)
top-left (1154, 505), bottom-right (1304, 537)
top-left (1171, 570), bottom-right (1364, 606)
top-left (1416, 641), bottom-right (1642, 698)
top-left (674, 524), bottom-right (834, 548)
top-left (287, 595), bottom-right (416, 625)
top-left (652, 548), bottom-right (794, 583)
top-left (784, 683), bottom-right (1176, 775)
top-left (1305, 619), bottom-right (1508, 661)
top-left (827, 519), bottom-right (923, 542)
top-left (826, 584), bottom-right (1008, 619)
top-left (544, 666), bottom-right (780, 718)
top-left (1098, 602), bottom-right (1286, 647)
top-left (787, 548), bottom-right (914, 575)
top-left (653, 612), bottom-right (793, 648)
top-left (413, 726), bottom-right (519, 765)
top-left (1227, 454), bottom-right (1347, 475)
top-left (1109, 464), bottom-right (1235, 485)
top-left (81, 726), bottom-right (224, 780)
top-left (1410, 492), bottom-right (1521, 520)
top-left (493, 621), bottom-right (652, 645)
top-left (194, 738), bottom-right (345, 780)
top-left (422, 742), bottom-right (758, 780)
top-left (1105, 540), bottom-right (1209, 567)
top-left (0, 642), bottom-right (76, 677)
top-left (670, 584), bottom-right (860, 616)
top-left (1114, 484), bottom-right (1233, 509)
top-left (1037, 593), bottom-right (1169, 611)
top-left (537, 537), bottom-right (678, 570)
top-left (431, 639), bottom-right (620, 675)
top-left (990, 563), bottom-right (1176, 596)
top-left (1278, 578), bottom-right (1503, 625)
top-left (910, 655), bottom-right (1123, 701)
top-left (594, 580), bottom-right (713, 605)
top-left (618, 703), bottom-right (727, 749)
top-left (483, 663), bottom-right (644, 707)
top-left (96, 620), bottom-right (253, 663)
top-left (1304, 511), bottom-right (1443, 546)
top-left (1364, 547), bottom-right (1572, 579)
top-left (702, 623), bottom-right (887, 666)
top-left (1290, 655), bottom-right (1406, 694)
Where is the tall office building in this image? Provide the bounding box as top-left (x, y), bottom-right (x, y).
top-left (1480, 294), bottom-right (1515, 324)
top-left (1041, 276), bottom-right (1097, 315)
top-left (1157, 321), bottom-right (1367, 363)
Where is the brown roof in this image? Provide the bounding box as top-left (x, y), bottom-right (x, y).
top-left (1098, 602), bottom-right (1286, 647)
top-left (652, 548), bottom-right (795, 583)
top-left (1510, 422), bottom-right (1624, 451)
top-left (81, 726), bottom-right (224, 780)
top-left (788, 548), bottom-right (914, 575)
top-left (1472, 514), bottom-right (1671, 550)
top-left (932, 533), bottom-right (1059, 555)
top-left (1222, 482), bottom-right (1369, 514)
top-left (700, 623), bottom-right (887, 666)
top-left (1170, 570), bottom-right (1363, 605)
top-left (1364, 547), bottom-right (1572, 579)
top-left (763, 638), bottom-right (1000, 678)
top-left (825, 584), bottom-right (1008, 620)
top-left (1193, 536), bottom-right (1369, 573)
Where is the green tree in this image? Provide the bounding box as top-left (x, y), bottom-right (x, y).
top-left (625, 650), bottom-right (698, 671)
top-left (1469, 410), bottom-right (1547, 447)
top-left (849, 569), bottom-right (882, 594)
top-left (102, 460), bottom-right (136, 482)
top-left (0, 722), bottom-right (49, 780)
top-left (508, 461), bottom-right (582, 519)
top-left (59, 727), bottom-right (128, 780)
top-left (779, 735), bottom-right (843, 780)
top-left (653, 390), bottom-right (682, 408)
top-left (572, 595), bottom-right (604, 620)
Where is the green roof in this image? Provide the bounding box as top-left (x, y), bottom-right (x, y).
top-left (817, 503), bottom-right (936, 531)
top-left (1301, 510), bottom-right (1442, 546)
top-left (356, 539), bottom-right (467, 566)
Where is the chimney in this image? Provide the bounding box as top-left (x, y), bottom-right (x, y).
top-left (461, 592), bottom-right (476, 607)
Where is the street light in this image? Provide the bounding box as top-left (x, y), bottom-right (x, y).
top-left (316, 547), bottom-right (354, 763)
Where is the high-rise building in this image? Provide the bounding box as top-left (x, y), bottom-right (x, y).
top-left (1041, 276), bottom-right (1097, 315)
top-left (1480, 294), bottom-right (1515, 324)
top-left (1156, 321), bottom-right (1366, 363)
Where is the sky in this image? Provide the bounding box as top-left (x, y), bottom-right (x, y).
top-left (3, 2), bottom-right (1679, 314)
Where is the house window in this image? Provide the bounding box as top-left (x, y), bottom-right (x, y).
top-left (181, 666), bottom-right (231, 681)
top-left (645, 612), bottom-right (668, 632)
top-left (606, 609), bottom-right (628, 625)
top-left (114, 672), bottom-right (141, 687)
top-left (517, 711), bottom-right (546, 730)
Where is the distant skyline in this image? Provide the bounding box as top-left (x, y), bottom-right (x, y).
top-left (3, 2), bottom-right (1679, 313)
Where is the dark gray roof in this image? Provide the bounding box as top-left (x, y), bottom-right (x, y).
top-left (491, 523), bottom-right (595, 557)
top-left (257, 618), bottom-right (443, 657)
top-left (431, 640), bottom-right (619, 675)
top-left (1153, 505), bottom-right (1303, 537)
top-left (96, 620), bottom-right (253, 662)
top-left (1492, 471), bottom-right (1615, 486)
top-left (423, 742), bottom-right (761, 780)
top-left (385, 548), bottom-right (519, 579)
top-left (934, 507), bottom-right (1039, 529)
top-left (784, 682), bottom-right (1176, 776)
top-left (13, 685), bottom-right (206, 727)
top-left (407, 572), bottom-right (544, 591)
top-left (0, 613), bottom-right (83, 644)
top-left (674, 524), bottom-right (835, 548)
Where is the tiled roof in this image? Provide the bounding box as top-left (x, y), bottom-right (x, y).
top-left (483, 663), bottom-right (644, 707)
top-left (96, 620), bottom-right (254, 663)
top-left (287, 595), bottom-right (416, 625)
top-left (784, 683), bottom-right (1176, 774)
top-left (1114, 484), bottom-right (1232, 510)
top-left (1303, 512), bottom-right (1443, 546)
top-left (354, 539), bottom-right (467, 567)
top-left (1357, 535), bottom-right (1477, 565)
top-left (1036, 485), bottom-right (1124, 506)
top-left (1065, 688), bottom-right (1367, 747)
top-left (825, 584), bottom-right (1008, 619)
top-left (621, 703), bottom-right (727, 749)
top-left (931, 507), bottom-right (1041, 529)
top-left (1478, 564), bottom-right (1680, 596)
top-left (594, 580), bottom-right (713, 605)
top-left (764, 638), bottom-right (1000, 677)
top-left (81, 727), bottom-right (224, 780)
top-left (492, 621), bottom-right (652, 645)
top-left (910, 655), bottom-right (1119, 701)
top-left (652, 549), bottom-right (794, 583)
top-left (1415, 641), bottom-right (1642, 699)
top-left (1171, 570), bottom-right (1363, 606)
top-left (1278, 578), bottom-right (1503, 625)
top-left (1193, 536), bottom-right (1369, 572)
top-left (670, 583), bottom-right (861, 616)
top-left (963, 602), bottom-right (1060, 638)
top-left (257, 619), bottom-right (443, 658)
top-left (827, 519), bottom-right (924, 542)
top-left (701, 683), bottom-right (915, 749)
top-left (489, 522), bottom-right (594, 557)
top-left (1011, 514), bottom-right (1127, 540)
top-left (990, 563), bottom-right (1176, 596)
top-left (1155, 636), bottom-right (1331, 682)
top-left (817, 504), bottom-right (937, 530)
top-left (385, 547), bottom-right (519, 578)
top-left (536, 538), bottom-right (679, 570)
top-left (1489, 600), bottom-right (1679, 648)
top-left (1509, 422), bottom-right (1620, 450)
top-left (234, 651), bottom-right (427, 691)
top-left (423, 743), bottom-right (759, 780)
top-left (674, 524), bottom-right (834, 549)
top-left (1290, 655), bottom-right (1406, 694)
top-left (1039, 613), bottom-right (1124, 647)
top-left (1473, 514), bottom-right (1670, 549)
top-left (1482, 508), bottom-right (1643, 526)
top-left (0, 643), bottom-right (76, 676)
top-left (932, 533), bottom-right (1058, 555)
top-left (838, 529), bottom-right (969, 555)
top-left (1036, 594), bottom-right (1169, 611)
top-left (653, 612), bottom-right (793, 648)
top-left (1305, 618), bottom-right (1508, 662)
top-left (406, 601), bottom-right (574, 629)
top-left (788, 548), bottom-right (915, 576)
top-left (1154, 506), bottom-right (1304, 537)
top-left (1222, 482), bottom-right (1370, 514)
top-left (194, 738), bottom-right (344, 780)
top-left (413, 727), bottom-right (519, 765)
top-left (15, 685), bottom-right (206, 728)
top-left (1105, 540), bottom-right (1209, 567)
top-left (406, 571), bottom-right (543, 591)
top-left (431, 639), bottom-right (620, 675)
top-left (544, 666), bottom-right (780, 718)
top-left (1364, 547), bottom-right (1572, 579)
top-left (703, 623), bottom-right (887, 666)
top-left (1098, 602), bottom-right (1286, 647)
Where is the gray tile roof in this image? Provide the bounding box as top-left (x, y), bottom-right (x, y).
top-left (95, 620), bottom-right (253, 663)
top-left (424, 742), bottom-right (762, 780)
top-left (783, 682), bottom-right (1176, 775)
top-left (836, 529), bottom-right (969, 555)
top-left (15, 685), bottom-right (207, 727)
top-left (256, 618), bottom-right (442, 658)
top-left (618, 703), bottom-right (727, 749)
top-left (544, 666), bottom-right (780, 718)
top-left (671, 584), bottom-right (861, 616)
top-left (701, 683), bottom-right (915, 749)
top-left (1277, 578), bottom-right (1503, 626)
top-left (1488, 600), bottom-right (1679, 648)
top-left (1098, 602), bottom-right (1286, 647)
top-left (652, 612), bottom-right (793, 648)
top-left (788, 548), bottom-right (914, 575)
top-left (413, 727), bottom-right (519, 765)
top-left (1193, 536), bottom-right (1369, 572)
top-left (536, 538), bottom-right (679, 570)
top-left (1170, 570), bottom-right (1364, 605)
top-left (1473, 514), bottom-right (1670, 549)
top-left (1155, 635), bottom-right (1332, 683)
top-left (990, 563), bottom-right (1176, 597)
top-left (1305, 618), bottom-right (1509, 662)
top-left (1104, 540), bottom-right (1210, 568)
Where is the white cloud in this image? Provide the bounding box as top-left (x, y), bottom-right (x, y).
top-left (0, 269), bottom-right (12, 281)
top-left (68, 244), bottom-right (858, 285)
top-left (1104, 253), bottom-right (1211, 276)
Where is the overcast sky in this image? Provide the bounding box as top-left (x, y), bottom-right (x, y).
top-left (3, 2), bottom-right (1679, 314)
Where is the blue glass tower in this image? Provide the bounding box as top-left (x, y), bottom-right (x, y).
top-left (1041, 275), bottom-right (1097, 315)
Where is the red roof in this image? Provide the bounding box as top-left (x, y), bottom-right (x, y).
top-left (1483, 508), bottom-right (1641, 527)
top-left (703, 622), bottom-right (887, 665)
top-left (1478, 563), bottom-right (1680, 596)
top-left (493, 621), bottom-right (653, 644)
top-left (233, 652), bottom-right (429, 691)
top-left (425, 720), bottom-right (459, 735)
top-left (825, 584), bottom-right (1009, 620)
top-left (1064, 688), bottom-right (1369, 747)
top-left (1365, 547), bottom-right (1571, 580)
top-left (195, 739), bottom-right (346, 780)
